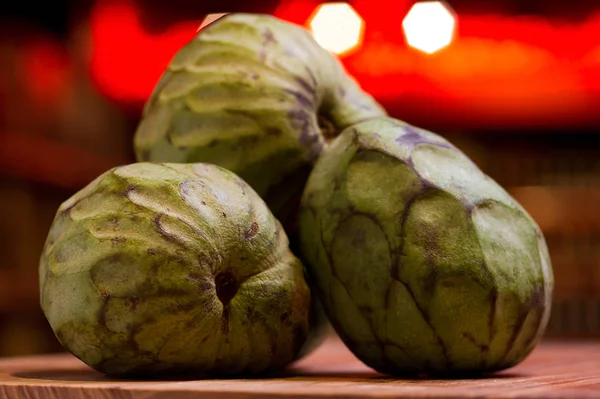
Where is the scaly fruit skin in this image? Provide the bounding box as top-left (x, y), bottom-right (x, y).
top-left (133, 13), bottom-right (386, 227)
top-left (39, 162), bottom-right (314, 377)
top-left (299, 117), bottom-right (554, 376)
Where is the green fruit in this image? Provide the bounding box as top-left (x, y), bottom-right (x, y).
top-left (39, 162), bottom-right (315, 377)
top-left (133, 13), bottom-right (386, 228)
top-left (299, 117), bottom-right (554, 376)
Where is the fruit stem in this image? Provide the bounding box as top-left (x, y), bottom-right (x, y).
top-left (318, 114), bottom-right (337, 142)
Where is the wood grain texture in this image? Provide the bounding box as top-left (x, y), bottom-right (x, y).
top-left (0, 336), bottom-right (599, 399)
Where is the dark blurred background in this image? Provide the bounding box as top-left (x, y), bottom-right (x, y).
top-left (0, 0), bottom-right (599, 356)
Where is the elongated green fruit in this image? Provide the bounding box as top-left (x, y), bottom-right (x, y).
top-left (299, 117), bottom-right (554, 375)
top-left (133, 13), bottom-right (386, 227)
top-left (39, 162), bottom-right (316, 377)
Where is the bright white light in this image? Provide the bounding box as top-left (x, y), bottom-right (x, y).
top-left (198, 13), bottom-right (228, 31)
top-left (402, 1), bottom-right (456, 54)
top-left (308, 3), bottom-right (364, 55)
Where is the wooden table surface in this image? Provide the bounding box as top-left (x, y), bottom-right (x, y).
top-left (0, 336), bottom-right (599, 399)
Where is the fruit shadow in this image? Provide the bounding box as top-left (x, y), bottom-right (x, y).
top-left (12, 367), bottom-right (526, 383)
top-left (273, 367), bottom-right (527, 382)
